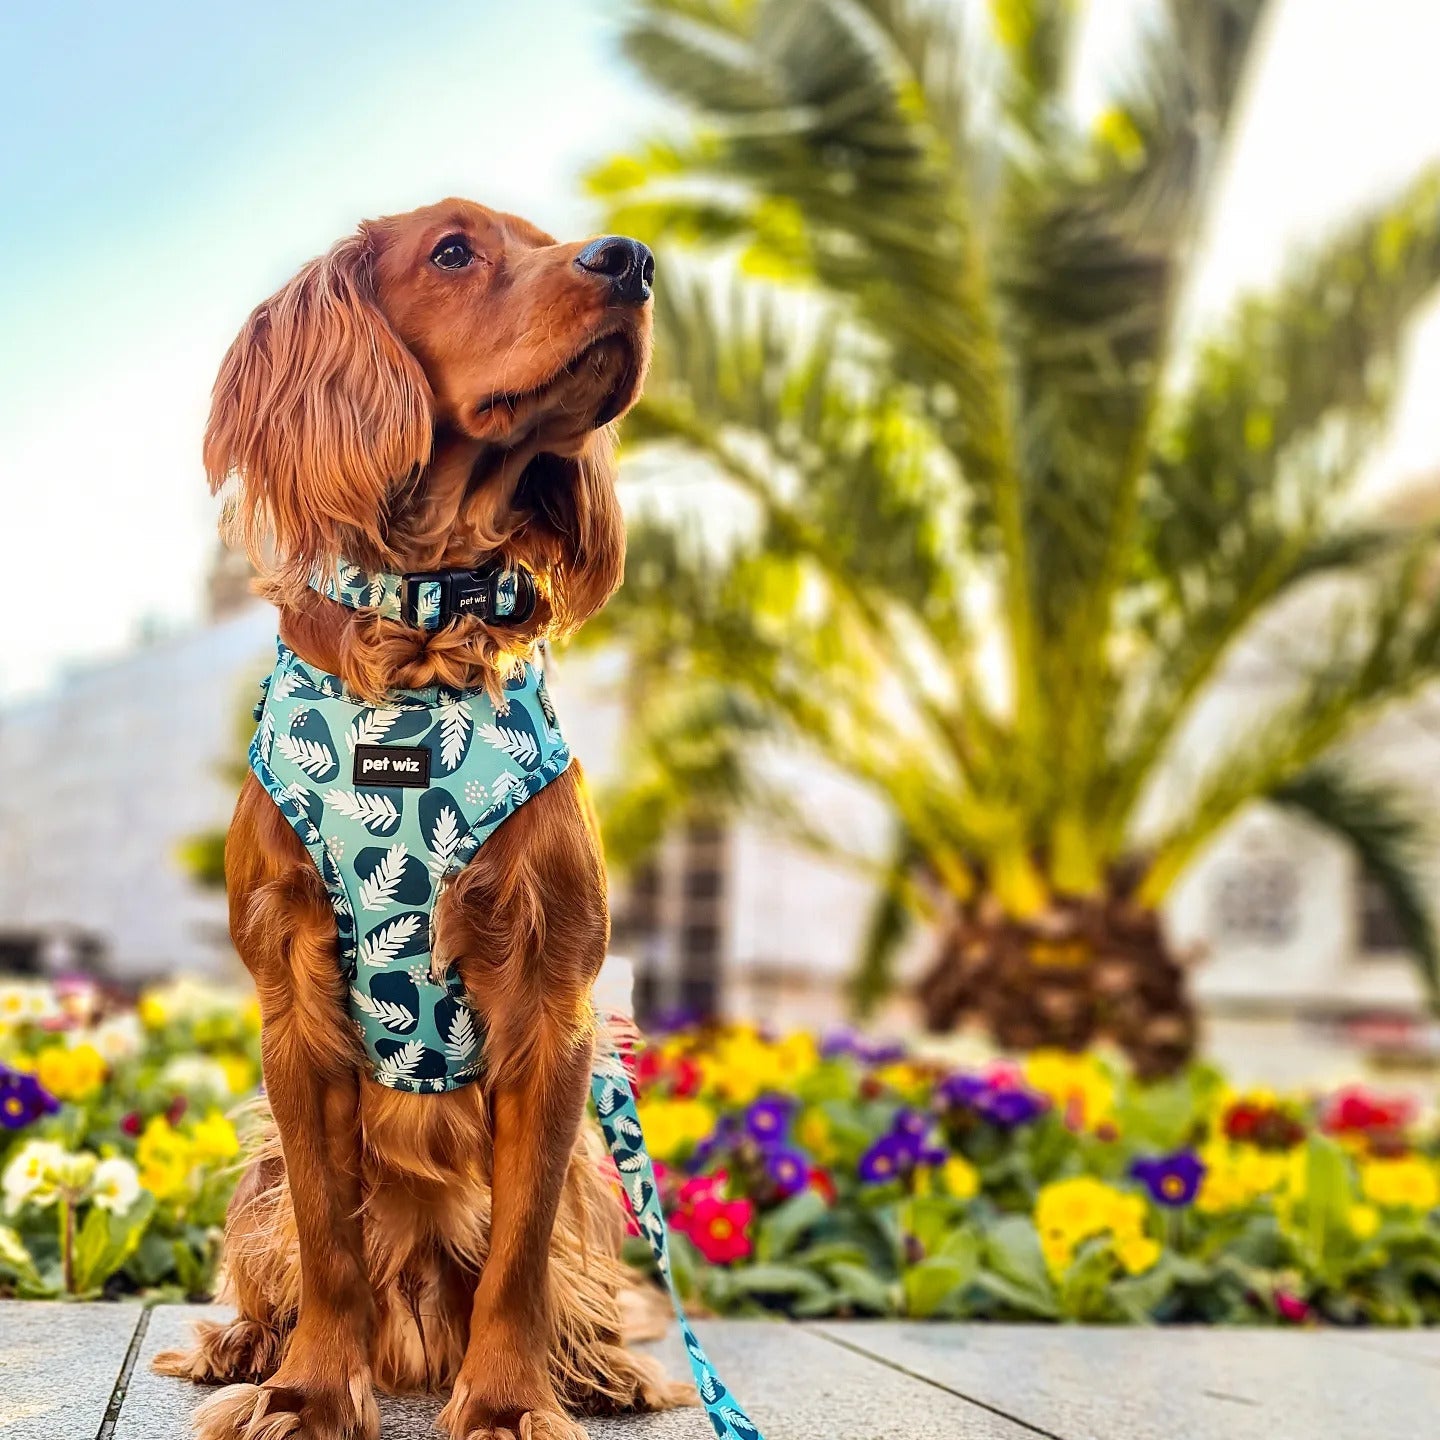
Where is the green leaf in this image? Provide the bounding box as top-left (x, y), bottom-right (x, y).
top-left (903, 1232), bottom-right (979, 1318)
top-left (977, 1214), bottom-right (1058, 1318)
top-left (825, 1260), bottom-right (899, 1315)
top-left (756, 1187), bottom-right (829, 1262)
top-left (726, 1262), bottom-right (835, 1308)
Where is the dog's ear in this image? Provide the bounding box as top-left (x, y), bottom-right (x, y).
top-left (205, 227), bottom-right (432, 577)
top-left (520, 428), bottom-right (627, 638)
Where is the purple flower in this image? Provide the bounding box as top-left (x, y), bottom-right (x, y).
top-left (0, 1066), bottom-right (59, 1130)
top-left (745, 1095), bottom-right (794, 1145)
top-left (936, 1072), bottom-right (989, 1110)
top-left (976, 1087), bottom-right (1047, 1129)
top-left (858, 1133), bottom-right (911, 1184)
top-left (1131, 1150), bottom-right (1206, 1208)
top-left (762, 1145), bottom-right (811, 1197)
top-left (893, 1106), bottom-right (931, 1139)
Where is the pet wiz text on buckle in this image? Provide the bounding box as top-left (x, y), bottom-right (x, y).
top-left (400, 564), bottom-right (538, 628)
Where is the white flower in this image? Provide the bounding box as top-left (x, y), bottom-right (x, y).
top-left (3, 1140), bottom-right (72, 1213)
top-left (89, 1157), bottom-right (142, 1214)
top-left (159, 1055), bottom-right (233, 1104)
top-left (0, 981), bottom-right (61, 1028)
top-left (88, 1014), bottom-right (144, 1063)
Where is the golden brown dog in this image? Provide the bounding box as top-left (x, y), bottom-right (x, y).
top-left (153, 200), bottom-right (693, 1440)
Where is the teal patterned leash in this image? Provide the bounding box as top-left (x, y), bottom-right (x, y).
top-left (591, 1062), bottom-right (765, 1440)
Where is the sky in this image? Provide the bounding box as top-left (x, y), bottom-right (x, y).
top-left (3, 0), bottom-right (1440, 700)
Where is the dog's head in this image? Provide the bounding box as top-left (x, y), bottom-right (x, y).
top-left (206, 198), bottom-right (653, 637)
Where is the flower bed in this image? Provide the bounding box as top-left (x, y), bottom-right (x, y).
top-left (0, 977), bottom-right (259, 1298)
top-left (618, 1027), bottom-right (1440, 1325)
top-left (3, 978), bottom-right (1438, 1324)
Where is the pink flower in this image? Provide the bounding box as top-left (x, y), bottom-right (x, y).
top-left (1274, 1290), bottom-right (1312, 1324)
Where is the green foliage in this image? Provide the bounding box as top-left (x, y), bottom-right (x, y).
top-left (590, 0), bottom-right (1440, 992)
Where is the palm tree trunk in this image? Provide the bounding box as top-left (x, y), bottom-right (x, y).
top-left (917, 876), bottom-right (1196, 1079)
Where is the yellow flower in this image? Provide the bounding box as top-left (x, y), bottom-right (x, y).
top-left (1022, 1050), bottom-right (1114, 1130)
top-left (1115, 1234), bottom-right (1161, 1275)
top-left (635, 1098), bottom-right (716, 1163)
top-left (874, 1062), bottom-right (930, 1103)
top-left (216, 1053), bottom-right (256, 1097)
top-left (1195, 1142), bottom-right (1289, 1215)
top-left (138, 991), bottom-right (171, 1030)
top-left (189, 1111), bottom-right (240, 1164)
top-left (1349, 1204), bottom-right (1380, 1240)
top-left (698, 1027), bottom-right (818, 1105)
top-left (35, 1043), bottom-right (107, 1102)
top-left (136, 1117), bottom-right (194, 1201)
top-left (797, 1109), bottom-right (834, 1162)
top-left (1035, 1176), bottom-right (1150, 1276)
top-left (1360, 1156), bottom-right (1440, 1212)
top-left (941, 1155), bottom-right (980, 1202)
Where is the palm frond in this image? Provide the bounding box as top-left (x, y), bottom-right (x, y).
top-left (848, 830), bottom-right (923, 1016)
top-left (1272, 763), bottom-right (1439, 996)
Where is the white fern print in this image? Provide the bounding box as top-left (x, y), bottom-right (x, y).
top-left (437, 702), bottom-right (472, 768)
top-left (347, 708), bottom-right (400, 752)
top-left (372, 1038), bottom-right (425, 1085)
top-left (258, 710), bottom-right (276, 761)
top-left (477, 723), bottom-right (538, 768)
top-left (349, 986), bottom-right (417, 1031)
top-left (366, 574), bottom-right (387, 606)
top-left (357, 914), bottom-right (422, 968)
top-left (416, 586), bottom-right (441, 623)
top-left (272, 667), bottom-right (305, 701)
top-left (444, 1006), bottom-right (482, 1075)
top-left (490, 770), bottom-right (527, 804)
top-left (322, 789), bottom-right (400, 830)
top-left (426, 804), bottom-right (463, 877)
top-left (274, 733), bottom-right (336, 778)
top-left (338, 561), bottom-right (363, 588)
top-left (357, 842), bottom-right (409, 912)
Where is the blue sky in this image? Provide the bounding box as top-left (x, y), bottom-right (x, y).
top-left (4, 0), bottom-right (1440, 698)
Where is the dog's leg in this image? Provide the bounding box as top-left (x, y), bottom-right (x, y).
top-left (437, 771), bottom-right (604, 1440)
top-left (189, 792), bottom-right (380, 1440)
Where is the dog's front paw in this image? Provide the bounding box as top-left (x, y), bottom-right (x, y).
top-left (438, 1376), bottom-right (588, 1440)
top-left (191, 1371), bottom-right (379, 1440)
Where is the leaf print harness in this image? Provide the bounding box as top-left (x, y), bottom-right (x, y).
top-left (251, 641), bottom-right (570, 1094)
top-left (250, 559), bottom-right (767, 1439)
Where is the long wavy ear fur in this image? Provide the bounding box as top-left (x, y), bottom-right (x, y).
top-left (518, 428), bottom-right (627, 638)
top-left (204, 228), bottom-right (433, 587)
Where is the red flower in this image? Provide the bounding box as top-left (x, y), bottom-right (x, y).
top-left (1322, 1086), bottom-right (1414, 1138)
top-left (671, 1055), bottom-right (702, 1098)
top-left (120, 1111), bottom-right (142, 1137)
top-left (1274, 1290), bottom-right (1312, 1325)
top-left (684, 1195), bottom-right (754, 1265)
top-left (166, 1095), bottom-right (188, 1125)
top-left (808, 1167), bottom-right (837, 1205)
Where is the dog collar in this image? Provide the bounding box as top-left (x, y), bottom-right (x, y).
top-left (312, 559), bottom-right (538, 631)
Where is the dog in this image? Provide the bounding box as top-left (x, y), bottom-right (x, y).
top-left (153, 200), bottom-right (694, 1440)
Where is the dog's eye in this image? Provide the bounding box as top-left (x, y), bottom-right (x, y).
top-left (431, 236), bottom-right (474, 270)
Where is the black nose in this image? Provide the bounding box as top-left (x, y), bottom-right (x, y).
top-left (575, 235), bottom-right (654, 304)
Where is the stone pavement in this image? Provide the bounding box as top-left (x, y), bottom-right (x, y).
top-left (1, 1302), bottom-right (1436, 1440)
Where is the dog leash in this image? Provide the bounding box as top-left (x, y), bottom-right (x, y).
top-left (592, 1060), bottom-right (765, 1440)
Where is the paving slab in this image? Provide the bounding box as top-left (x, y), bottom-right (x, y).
top-left (0, 1300), bottom-right (143, 1440)
top-left (131, 1306), bottom-right (1032, 1439)
top-left (810, 1321), bottom-right (1439, 1440)
top-left (1319, 1326), bottom-right (1440, 1372)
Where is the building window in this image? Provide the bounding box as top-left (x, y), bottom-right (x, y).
top-left (1357, 875), bottom-right (1408, 957)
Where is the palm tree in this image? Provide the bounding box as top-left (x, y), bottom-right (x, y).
top-left (584, 0), bottom-right (1440, 1075)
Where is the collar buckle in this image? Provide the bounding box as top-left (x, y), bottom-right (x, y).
top-left (400, 565), bottom-right (538, 629)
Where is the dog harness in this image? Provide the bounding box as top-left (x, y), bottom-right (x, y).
top-left (250, 557), bottom-right (764, 1438)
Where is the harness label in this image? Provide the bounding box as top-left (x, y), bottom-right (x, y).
top-left (353, 744), bottom-right (431, 789)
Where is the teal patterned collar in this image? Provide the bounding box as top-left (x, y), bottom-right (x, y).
top-left (312, 558), bottom-right (537, 632)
